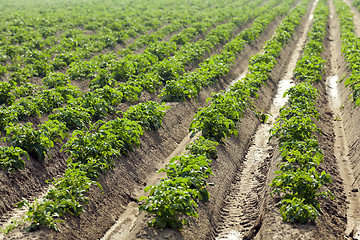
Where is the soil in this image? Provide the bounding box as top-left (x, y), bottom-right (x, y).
top-left (2, 0), bottom-right (360, 239)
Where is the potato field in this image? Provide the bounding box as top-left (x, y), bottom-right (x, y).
top-left (1, 0), bottom-right (360, 239)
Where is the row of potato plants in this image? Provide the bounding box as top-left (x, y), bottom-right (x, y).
top-left (111, 0), bottom-right (272, 98)
top-left (0, 0), bottom-right (253, 161)
top-left (0, 0), bottom-right (240, 90)
top-left (0, 0), bottom-right (275, 176)
top-left (0, 0), bottom-right (221, 60)
top-left (51, 0), bottom-right (265, 97)
top-left (0, 1), bottom-right (263, 171)
top-left (334, 0), bottom-right (360, 107)
top-left (9, 100), bottom-right (170, 231)
top-left (0, 0), bottom-right (257, 113)
top-left (139, 0), bottom-right (310, 229)
top-left (270, 0), bottom-right (333, 223)
top-left (1, 3), bottom-right (215, 85)
top-left (159, 0), bottom-right (298, 102)
top-left (189, 0), bottom-right (309, 141)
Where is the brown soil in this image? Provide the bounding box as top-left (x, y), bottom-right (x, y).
top-left (0, 6), bottom-right (295, 240)
top-left (3, 0), bottom-right (360, 239)
top-left (0, 3), bottom-right (264, 225)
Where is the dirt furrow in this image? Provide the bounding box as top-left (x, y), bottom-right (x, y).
top-left (214, 1), bottom-right (319, 239)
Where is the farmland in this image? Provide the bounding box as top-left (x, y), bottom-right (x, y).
top-left (0, 0), bottom-right (360, 239)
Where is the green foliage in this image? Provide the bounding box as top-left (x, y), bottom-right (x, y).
top-left (189, 92), bottom-right (248, 142)
top-left (138, 72), bottom-right (162, 93)
top-left (99, 118), bottom-right (144, 155)
top-left (123, 101), bottom-right (170, 130)
top-left (17, 168), bottom-right (101, 232)
top-left (160, 155), bottom-right (213, 192)
top-left (89, 69), bottom-right (116, 90)
top-left (36, 89), bottom-right (65, 113)
top-left (159, 79), bottom-right (199, 102)
top-left (117, 81), bottom-right (142, 103)
top-left (66, 61), bottom-right (97, 80)
top-left (190, 106), bottom-right (238, 142)
top-left (185, 136), bottom-right (219, 159)
top-left (50, 106), bottom-right (91, 130)
top-left (154, 59), bottom-right (184, 83)
top-left (39, 120), bottom-right (68, 144)
top-left (0, 146), bottom-right (29, 172)
top-left (13, 83), bottom-right (37, 98)
top-left (42, 72), bottom-right (70, 88)
top-left (62, 130), bottom-right (119, 176)
top-left (140, 151), bottom-right (214, 228)
top-left (0, 107), bottom-right (19, 130)
top-left (4, 123), bottom-right (54, 162)
top-left (12, 97), bottom-right (41, 120)
top-left (278, 198), bottom-right (320, 223)
top-left (0, 82), bottom-right (15, 105)
top-left (145, 42), bottom-right (177, 61)
top-left (93, 85), bottom-right (123, 106)
top-left (139, 178), bottom-right (199, 229)
top-left (69, 92), bottom-right (115, 120)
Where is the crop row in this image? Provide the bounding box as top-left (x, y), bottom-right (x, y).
top-left (334, 0), bottom-right (360, 107)
top-left (189, 0), bottom-right (309, 141)
top-left (139, 137), bottom-right (219, 229)
top-left (0, 0), bottom-right (228, 65)
top-left (9, 101), bottom-right (169, 231)
top-left (0, 0), bottom-right (272, 223)
top-left (0, 0), bottom-right (270, 170)
top-left (0, 0), bottom-right (253, 88)
top-left (270, 0), bottom-right (332, 223)
top-left (0, 0), bottom-right (264, 121)
top-left (117, 0), bottom-right (278, 100)
top-left (139, 0), bottom-right (310, 229)
top-left (159, 0), bottom-right (291, 102)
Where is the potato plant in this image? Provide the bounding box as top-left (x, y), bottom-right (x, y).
top-left (0, 146), bottom-right (29, 172)
top-left (139, 138), bottom-right (217, 229)
top-left (123, 101), bottom-right (170, 130)
top-left (3, 123), bottom-right (54, 162)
